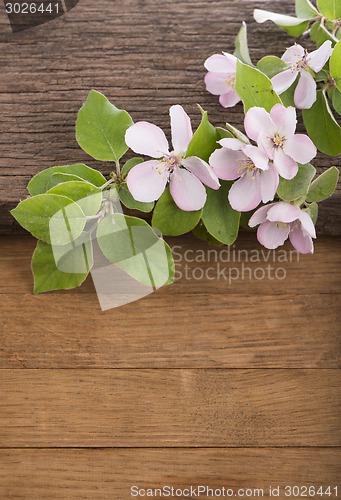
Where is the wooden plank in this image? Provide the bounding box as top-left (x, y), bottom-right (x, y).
top-left (1, 293), bottom-right (339, 369)
top-left (0, 235), bottom-right (340, 369)
top-left (0, 370), bottom-right (340, 447)
top-left (1, 235), bottom-right (341, 295)
top-left (0, 0), bottom-right (340, 234)
top-left (0, 448), bottom-right (340, 499)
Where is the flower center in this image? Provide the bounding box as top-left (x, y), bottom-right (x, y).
top-left (272, 133), bottom-right (286, 149)
top-left (276, 222), bottom-right (289, 229)
top-left (224, 73), bottom-right (236, 91)
top-left (238, 159), bottom-right (257, 180)
top-left (160, 153), bottom-right (182, 173)
top-left (294, 57), bottom-right (308, 71)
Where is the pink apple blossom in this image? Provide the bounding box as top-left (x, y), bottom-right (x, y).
top-left (271, 41), bottom-right (333, 109)
top-left (125, 105), bottom-right (220, 212)
top-left (244, 104), bottom-right (317, 180)
top-left (249, 201), bottom-right (316, 254)
top-left (209, 138), bottom-right (279, 212)
top-left (204, 53), bottom-right (241, 108)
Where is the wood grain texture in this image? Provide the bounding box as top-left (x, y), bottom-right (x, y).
top-left (0, 235), bottom-right (340, 369)
top-left (0, 369), bottom-right (340, 447)
top-left (0, 449), bottom-right (340, 499)
top-left (0, 0), bottom-right (340, 234)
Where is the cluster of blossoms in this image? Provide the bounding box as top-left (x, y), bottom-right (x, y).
top-left (125, 102), bottom-right (318, 254)
top-left (124, 11), bottom-right (339, 257)
top-left (209, 104), bottom-right (316, 212)
top-left (205, 40), bottom-right (333, 110)
top-left (271, 41), bottom-right (333, 109)
top-left (126, 105), bottom-right (220, 212)
top-left (249, 202), bottom-right (316, 254)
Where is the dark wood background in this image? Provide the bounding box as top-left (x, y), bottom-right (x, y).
top-left (0, 0), bottom-right (340, 234)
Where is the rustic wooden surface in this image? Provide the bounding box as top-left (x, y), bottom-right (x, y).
top-left (0, 0), bottom-right (340, 497)
top-left (0, 0), bottom-right (340, 234)
top-left (1, 369), bottom-right (340, 447)
top-left (0, 233), bottom-right (340, 496)
top-left (1, 235), bottom-right (340, 369)
top-left (0, 449), bottom-right (339, 499)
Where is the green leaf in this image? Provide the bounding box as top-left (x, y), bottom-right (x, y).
top-left (47, 173), bottom-right (87, 190)
top-left (332, 88), bottom-right (341, 114)
top-left (315, 69), bottom-right (329, 82)
top-left (310, 21), bottom-right (339, 47)
top-left (97, 214), bottom-right (174, 288)
top-left (32, 240), bottom-right (89, 295)
top-left (186, 108), bottom-right (219, 162)
top-left (202, 181), bottom-right (240, 245)
top-left (121, 157), bottom-right (144, 179)
top-left (192, 221), bottom-right (224, 246)
top-left (152, 188), bottom-right (202, 236)
top-left (305, 202), bottom-right (319, 225)
top-left (76, 90), bottom-right (133, 162)
top-left (11, 194), bottom-right (86, 245)
top-left (254, 9), bottom-right (310, 37)
top-left (28, 164), bottom-right (106, 196)
top-left (277, 163), bottom-right (316, 202)
top-left (216, 127), bottom-right (233, 140)
top-left (236, 60), bottom-right (282, 112)
top-left (282, 21), bottom-right (310, 37)
top-left (240, 210), bottom-right (256, 230)
top-left (280, 79), bottom-right (298, 107)
top-left (257, 56), bottom-right (288, 79)
top-left (118, 183), bottom-right (154, 213)
top-left (303, 91), bottom-right (341, 156)
top-left (233, 22), bottom-right (253, 66)
top-left (47, 181), bottom-right (103, 217)
top-left (330, 40), bottom-right (341, 91)
top-left (317, 0), bottom-right (341, 19)
top-left (295, 0), bottom-right (319, 18)
top-left (224, 123), bottom-right (249, 143)
top-left (306, 166), bottom-right (340, 202)
top-left (50, 232), bottom-right (94, 275)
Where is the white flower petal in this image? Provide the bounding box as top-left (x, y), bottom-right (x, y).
top-left (271, 69), bottom-right (298, 94)
top-left (126, 160), bottom-right (169, 202)
top-left (281, 44), bottom-right (305, 66)
top-left (242, 144), bottom-right (270, 171)
top-left (284, 134), bottom-right (317, 164)
top-left (125, 122), bottom-right (169, 158)
top-left (257, 132), bottom-right (274, 160)
top-left (257, 220), bottom-right (290, 250)
top-left (209, 148), bottom-right (246, 180)
top-left (273, 149), bottom-right (298, 180)
top-left (298, 211), bottom-right (316, 238)
top-left (221, 52), bottom-right (238, 71)
top-left (244, 107), bottom-right (276, 142)
top-left (228, 173), bottom-right (262, 212)
top-left (182, 156), bottom-right (220, 190)
top-left (169, 105), bottom-right (193, 155)
top-left (204, 53), bottom-right (236, 73)
top-left (294, 71), bottom-right (317, 109)
top-left (218, 138), bottom-right (245, 150)
top-left (267, 201), bottom-right (301, 223)
top-left (169, 168), bottom-right (207, 211)
top-left (249, 204), bottom-right (276, 227)
top-left (289, 227), bottom-right (314, 254)
top-left (260, 167), bottom-right (279, 203)
top-left (219, 91), bottom-right (240, 108)
top-left (270, 104), bottom-right (297, 138)
top-left (307, 40), bottom-right (333, 73)
top-left (205, 72), bottom-right (230, 95)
